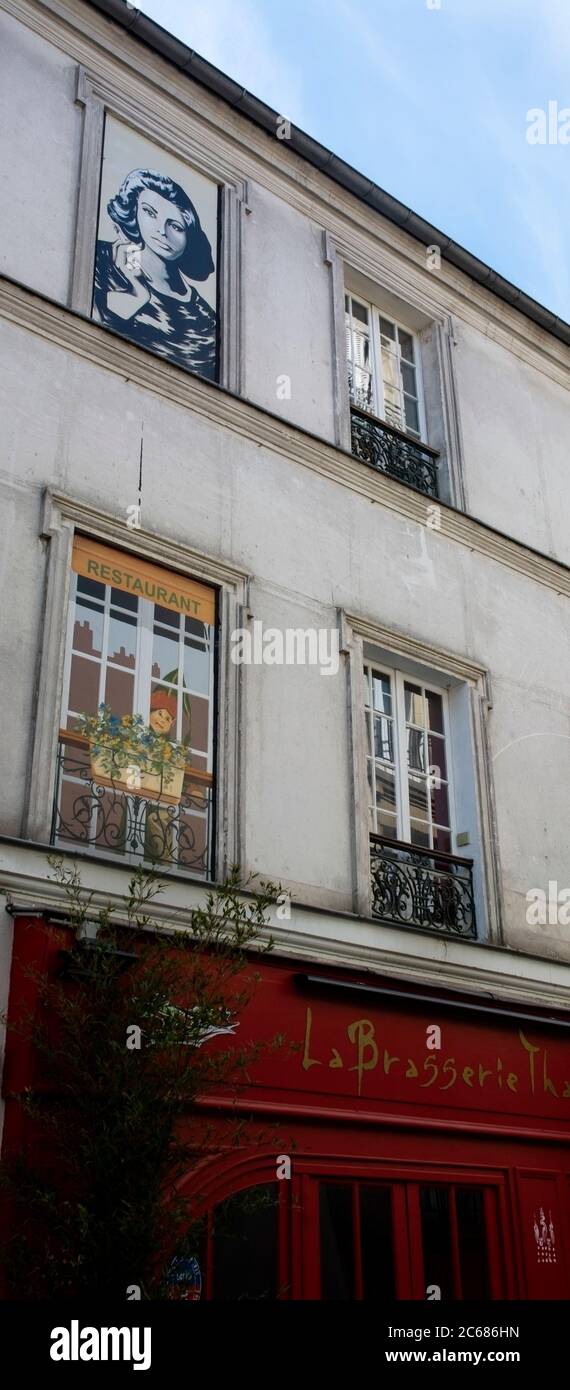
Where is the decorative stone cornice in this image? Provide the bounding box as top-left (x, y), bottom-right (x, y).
top-left (2, 272), bottom-right (570, 604)
top-left (2, 854), bottom-right (570, 1012)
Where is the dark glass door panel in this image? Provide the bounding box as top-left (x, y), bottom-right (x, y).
top-left (456, 1187), bottom-right (490, 1299)
top-left (420, 1186), bottom-right (454, 1299)
top-left (319, 1184), bottom-right (354, 1299)
top-left (212, 1183), bottom-right (278, 1300)
top-left (360, 1186), bottom-right (395, 1300)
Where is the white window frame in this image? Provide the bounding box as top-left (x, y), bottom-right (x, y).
top-left (345, 292), bottom-right (428, 443)
top-left (365, 660), bottom-right (457, 851)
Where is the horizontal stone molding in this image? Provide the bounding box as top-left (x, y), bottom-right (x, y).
top-left (2, 853), bottom-right (570, 1012)
top-left (2, 273), bottom-right (570, 604)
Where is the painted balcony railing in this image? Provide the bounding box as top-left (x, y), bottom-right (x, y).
top-left (51, 731), bottom-right (213, 878)
top-left (370, 834), bottom-right (476, 939)
top-left (350, 405), bottom-right (440, 497)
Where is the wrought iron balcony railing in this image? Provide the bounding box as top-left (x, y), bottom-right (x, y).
top-left (370, 834), bottom-right (476, 938)
top-left (51, 732), bottom-right (213, 878)
top-left (350, 405), bottom-right (440, 497)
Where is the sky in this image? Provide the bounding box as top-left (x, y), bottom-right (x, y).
top-left (137, 0), bottom-right (570, 321)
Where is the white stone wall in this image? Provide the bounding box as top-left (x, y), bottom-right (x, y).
top-left (0, 0), bottom-right (569, 974)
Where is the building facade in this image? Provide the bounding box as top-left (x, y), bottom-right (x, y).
top-left (1, 0), bottom-right (570, 1299)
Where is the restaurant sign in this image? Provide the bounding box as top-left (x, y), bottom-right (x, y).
top-left (242, 966), bottom-right (570, 1127)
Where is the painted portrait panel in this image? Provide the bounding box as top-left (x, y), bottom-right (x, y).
top-left (92, 117), bottom-right (219, 380)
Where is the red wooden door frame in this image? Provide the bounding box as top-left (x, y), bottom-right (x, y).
top-left (298, 1158), bottom-right (513, 1301)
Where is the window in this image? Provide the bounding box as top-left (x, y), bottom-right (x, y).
top-left (345, 292), bottom-right (425, 440)
top-left (364, 663), bottom-right (453, 852)
top-left (53, 536), bottom-right (217, 876)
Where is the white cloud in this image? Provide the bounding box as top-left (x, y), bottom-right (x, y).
top-left (139, 0), bottom-right (305, 123)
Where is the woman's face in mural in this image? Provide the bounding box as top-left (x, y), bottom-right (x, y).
top-left (149, 707), bottom-right (175, 735)
top-left (137, 189), bottom-right (187, 262)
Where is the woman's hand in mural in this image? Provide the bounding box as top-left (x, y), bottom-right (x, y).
top-left (107, 239), bottom-right (151, 320)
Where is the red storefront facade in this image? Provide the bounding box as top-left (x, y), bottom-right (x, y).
top-left (3, 913), bottom-right (570, 1302)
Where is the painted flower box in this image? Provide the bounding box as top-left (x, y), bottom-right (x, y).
top-left (77, 706), bottom-right (188, 808)
top-left (88, 742), bottom-right (186, 805)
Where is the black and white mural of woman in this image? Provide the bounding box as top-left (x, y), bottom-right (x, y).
top-left (93, 166), bottom-right (218, 379)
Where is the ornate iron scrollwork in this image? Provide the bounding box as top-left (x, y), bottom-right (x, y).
top-left (351, 407), bottom-right (439, 497)
top-left (52, 743), bottom-right (212, 877)
top-left (370, 835), bottom-right (476, 938)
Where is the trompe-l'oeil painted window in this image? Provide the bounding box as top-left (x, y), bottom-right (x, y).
top-left (52, 536), bottom-right (216, 877)
top-left (364, 663), bottom-right (453, 853)
top-left (345, 293), bottom-right (424, 440)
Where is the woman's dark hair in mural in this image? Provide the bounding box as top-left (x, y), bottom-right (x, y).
top-left (106, 169), bottom-right (214, 281)
top-left (93, 165), bottom-right (218, 381)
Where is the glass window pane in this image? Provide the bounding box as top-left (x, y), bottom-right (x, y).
top-left (74, 602), bottom-right (103, 658)
top-left (428, 735), bottom-right (447, 783)
top-left (376, 767), bottom-right (397, 815)
top-left (384, 401), bottom-right (403, 430)
top-left (68, 655), bottom-right (100, 716)
top-left (372, 674), bottom-right (392, 715)
top-left (187, 693), bottom-right (208, 752)
top-left (153, 629), bottom-right (180, 682)
top-left (398, 329), bottom-right (414, 361)
top-left (104, 667), bottom-right (134, 718)
top-left (430, 780), bottom-right (450, 828)
top-left (410, 820), bottom-right (431, 848)
top-left (320, 1185), bottom-right (354, 1300)
top-left (360, 1187), bottom-right (395, 1301)
top-left (456, 1189), bottom-right (490, 1300)
top-left (111, 587), bottom-right (139, 613)
top-left (374, 715), bottom-right (394, 762)
top-left (108, 614), bottom-right (137, 668)
top-left (381, 349), bottom-right (400, 391)
top-left (213, 1184), bottom-right (278, 1301)
top-left (433, 826), bottom-right (452, 853)
top-left (407, 727), bottom-right (425, 772)
top-left (353, 370), bottom-right (374, 411)
top-left (403, 396), bottom-right (420, 434)
top-left (427, 690), bottom-right (445, 734)
top-left (404, 683), bottom-right (424, 726)
top-left (154, 604), bottom-right (179, 629)
top-left (363, 668), bottom-right (371, 708)
top-left (401, 362), bottom-right (417, 395)
top-left (184, 641), bottom-right (210, 696)
top-left (352, 299), bottom-right (369, 325)
top-left (378, 813), bottom-right (398, 840)
top-left (365, 716), bottom-right (373, 760)
top-left (379, 316), bottom-right (396, 341)
top-left (77, 575), bottom-right (105, 603)
top-left (353, 331), bottom-right (371, 370)
top-left (345, 320), bottom-right (353, 366)
top-left (408, 775), bottom-right (429, 823)
top-left (420, 1187), bottom-right (454, 1300)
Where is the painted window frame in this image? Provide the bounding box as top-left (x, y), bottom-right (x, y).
top-left (71, 66), bottom-right (246, 393)
top-left (24, 490), bottom-right (249, 884)
top-left (345, 292), bottom-right (428, 443)
top-left (364, 660), bottom-right (456, 853)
